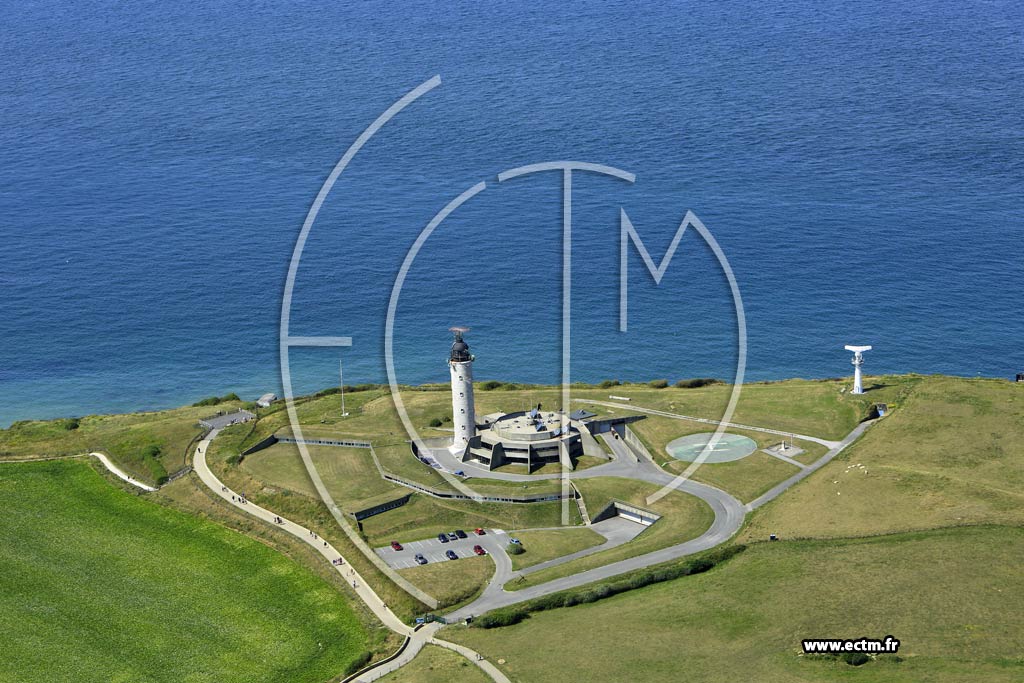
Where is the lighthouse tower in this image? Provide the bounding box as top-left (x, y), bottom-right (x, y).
top-left (449, 328), bottom-right (476, 449)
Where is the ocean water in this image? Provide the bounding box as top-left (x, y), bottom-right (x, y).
top-left (1, 1), bottom-right (1022, 425)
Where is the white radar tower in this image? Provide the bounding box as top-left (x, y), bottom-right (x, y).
top-left (448, 327), bottom-right (476, 450)
top-left (844, 345), bottom-right (872, 394)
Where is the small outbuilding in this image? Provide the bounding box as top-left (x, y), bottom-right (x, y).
top-left (256, 393), bottom-right (277, 408)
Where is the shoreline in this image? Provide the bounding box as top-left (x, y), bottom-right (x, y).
top-left (3, 371), bottom-right (1019, 429)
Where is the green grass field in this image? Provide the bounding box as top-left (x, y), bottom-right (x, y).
top-left (359, 495), bottom-right (579, 547)
top-left (0, 400), bottom-right (240, 485)
top-left (378, 644), bottom-right (490, 683)
top-left (0, 459), bottom-right (372, 683)
top-left (509, 528), bottom-right (607, 571)
top-left (449, 526), bottom-right (1024, 683)
top-left (397, 556), bottom-right (494, 608)
top-left (742, 376), bottom-right (1024, 542)
top-left (628, 416), bottom-right (812, 502)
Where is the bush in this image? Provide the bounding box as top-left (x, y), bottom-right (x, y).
top-left (599, 379), bottom-right (621, 388)
top-left (429, 418), bottom-right (443, 428)
top-left (60, 418), bottom-right (81, 431)
top-left (481, 380), bottom-right (503, 390)
top-left (842, 652), bottom-right (870, 666)
top-left (475, 609), bottom-right (528, 629)
top-left (675, 378), bottom-right (722, 389)
top-left (649, 379), bottom-right (669, 389)
top-left (192, 393), bottom-right (241, 407)
top-left (507, 543), bottom-right (525, 555)
top-left (344, 651), bottom-right (373, 676)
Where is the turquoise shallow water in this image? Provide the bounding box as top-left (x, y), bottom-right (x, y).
top-left (1, 1), bottom-right (1022, 425)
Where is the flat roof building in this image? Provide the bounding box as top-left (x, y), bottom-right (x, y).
top-left (457, 408), bottom-right (584, 472)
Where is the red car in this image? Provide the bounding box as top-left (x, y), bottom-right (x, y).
top-left (390, 541), bottom-right (403, 551)
top-left (474, 528), bottom-right (486, 535)
top-left (473, 545), bottom-right (486, 556)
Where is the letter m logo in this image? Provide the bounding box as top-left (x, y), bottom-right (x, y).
top-left (620, 209), bottom-right (707, 331)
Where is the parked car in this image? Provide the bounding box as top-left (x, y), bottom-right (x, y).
top-left (454, 470), bottom-right (466, 477)
top-left (474, 528), bottom-right (486, 535)
top-left (438, 533), bottom-right (449, 543)
top-left (455, 529), bottom-right (468, 539)
top-left (446, 532), bottom-right (458, 541)
top-left (509, 537), bottom-right (522, 545)
top-left (445, 550), bottom-right (458, 560)
top-left (414, 553), bottom-right (427, 565)
top-left (390, 541), bottom-right (403, 551)
top-left (473, 545), bottom-right (486, 556)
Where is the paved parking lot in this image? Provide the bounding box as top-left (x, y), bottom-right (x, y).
top-left (375, 529), bottom-right (511, 569)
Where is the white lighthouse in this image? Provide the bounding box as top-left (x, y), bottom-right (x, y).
top-left (844, 345), bottom-right (872, 394)
top-left (449, 327), bottom-right (476, 449)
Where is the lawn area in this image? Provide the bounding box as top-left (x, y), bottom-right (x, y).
top-left (741, 376), bottom-right (1024, 542)
top-left (398, 556), bottom-right (494, 608)
top-left (510, 528), bottom-right (606, 571)
top-left (508, 477), bottom-right (714, 590)
top-left (569, 376), bottom-right (921, 441)
top-left (689, 451), bottom-right (801, 504)
top-left (0, 399), bottom-right (240, 485)
top-left (629, 416), bottom-right (807, 502)
top-left (239, 441), bottom-right (319, 497)
top-left (449, 526), bottom-right (1024, 683)
top-left (0, 459), bottom-right (372, 683)
top-left (359, 495), bottom-right (581, 547)
top-left (378, 645), bottom-right (490, 683)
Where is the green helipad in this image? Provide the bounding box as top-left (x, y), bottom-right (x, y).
top-left (665, 432), bottom-right (757, 463)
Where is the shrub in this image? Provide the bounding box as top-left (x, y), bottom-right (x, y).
top-left (675, 378), bottom-right (722, 389)
top-left (842, 652), bottom-right (870, 666)
top-left (344, 651), bottom-right (373, 676)
top-left (649, 379), bottom-right (669, 389)
top-left (599, 379), bottom-right (621, 388)
top-left (475, 609), bottom-right (528, 629)
top-left (192, 393), bottom-right (241, 407)
top-left (60, 418), bottom-right (81, 431)
top-left (429, 418), bottom-right (443, 428)
top-left (481, 380), bottom-right (503, 390)
top-left (507, 543), bottom-right (525, 555)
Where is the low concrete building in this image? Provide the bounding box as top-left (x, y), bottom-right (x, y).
top-left (458, 409), bottom-right (584, 471)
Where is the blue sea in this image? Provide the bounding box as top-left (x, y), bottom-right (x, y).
top-left (2, 1), bottom-right (1022, 425)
